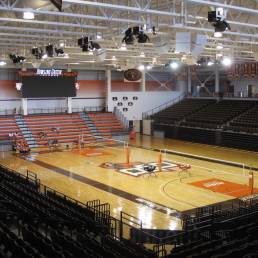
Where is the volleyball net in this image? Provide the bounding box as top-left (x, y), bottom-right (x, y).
top-left (161, 148), bottom-right (248, 176)
top-left (77, 134), bottom-right (128, 150)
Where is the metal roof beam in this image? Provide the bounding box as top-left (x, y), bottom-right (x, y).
top-left (188, 0), bottom-right (258, 15)
top-left (0, 32), bottom-right (73, 40)
top-left (0, 25), bottom-right (92, 36)
top-left (0, 6), bottom-right (141, 24)
top-left (63, 0), bottom-right (181, 17)
top-left (1, 6), bottom-right (258, 34)
top-left (0, 17), bottom-right (107, 30)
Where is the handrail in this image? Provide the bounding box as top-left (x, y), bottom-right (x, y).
top-left (113, 107), bottom-right (129, 130)
top-left (142, 92), bottom-right (186, 119)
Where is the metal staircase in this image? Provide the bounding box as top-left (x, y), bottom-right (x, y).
top-left (79, 112), bottom-right (102, 141)
top-left (15, 115), bottom-right (38, 148)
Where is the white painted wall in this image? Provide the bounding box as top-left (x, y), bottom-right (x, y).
top-left (231, 78), bottom-right (258, 97)
top-left (0, 99), bottom-right (22, 115)
top-left (108, 91), bottom-right (183, 120)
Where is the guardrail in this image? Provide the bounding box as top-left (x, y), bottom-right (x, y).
top-left (142, 92), bottom-right (186, 119)
top-left (114, 107), bottom-right (129, 130)
top-left (0, 106), bottom-right (108, 116)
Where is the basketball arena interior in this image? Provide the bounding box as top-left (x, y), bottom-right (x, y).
top-left (0, 0), bottom-right (258, 257)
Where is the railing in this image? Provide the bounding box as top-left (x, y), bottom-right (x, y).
top-left (0, 108), bottom-right (22, 116)
top-left (1, 162), bottom-right (258, 257)
top-left (142, 92), bottom-right (186, 119)
top-left (73, 106), bottom-right (107, 113)
top-left (114, 107), bottom-right (129, 130)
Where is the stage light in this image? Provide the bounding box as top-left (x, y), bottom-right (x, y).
top-left (137, 31), bottom-right (150, 43)
top-left (23, 11), bottom-right (34, 20)
top-left (214, 32), bottom-right (223, 38)
top-left (9, 54), bottom-right (26, 64)
top-left (122, 26), bottom-right (149, 45)
top-left (0, 61), bottom-right (6, 66)
top-left (90, 41), bottom-right (101, 50)
top-left (46, 44), bottom-right (54, 57)
top-left (208, 8), bottom-right (230, 37)
top-left (170, 62), bottom-right (179, 70)
top-left (55, 48), bottom-right (64, 56)
top-left (138, 64), bottom-right (145, 71)
top-left (222, 57), bottom-right (232, 66)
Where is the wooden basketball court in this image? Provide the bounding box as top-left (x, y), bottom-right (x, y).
top-left (0, 134), bottom-right (257, 232)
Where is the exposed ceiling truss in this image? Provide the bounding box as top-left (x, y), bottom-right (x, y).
top-left (0, 0), bottom-right (257, 69)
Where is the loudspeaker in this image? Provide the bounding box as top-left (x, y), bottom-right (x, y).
top-left (175, 32), bottom-right (191, 54)
top-left (191, 34), bottom-right (207, 58)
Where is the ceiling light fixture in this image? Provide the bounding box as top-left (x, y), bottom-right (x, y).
top-left (23, 10), bottom-right (34, 20)
top-left (207, 60), bottom-right (214, 66)
top-left (120, 43), bottom-right (127, 51)
top-left (216, 44), bottom-right (223, 50)
top-left (222, 57), bottom-right (232, 66)
top-left (138, 64), bottom-right (145, 71)
top-left (170, 62), bottom-right (179, 70)
top-left (0, 60), bottom-right (6, 66)
top-left (214, 32), bottom-right (223, 38)
top-left (42, 53), bottom-right (48, 59)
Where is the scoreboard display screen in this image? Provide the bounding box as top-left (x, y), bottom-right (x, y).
top-left (21, 76), bottom-right (76, 98)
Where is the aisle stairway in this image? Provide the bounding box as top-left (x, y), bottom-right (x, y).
top-left (23, 113), bottom-right (96, 148)
top-left (88, 112), bottom-right (127, 136)
top-left (15, 115), bottom-right (37, 148)
top-left (79, 112), bottom-right (108, 140)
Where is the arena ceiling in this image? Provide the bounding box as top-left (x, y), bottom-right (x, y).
top-left (0, 0), bottom-right (257, 70)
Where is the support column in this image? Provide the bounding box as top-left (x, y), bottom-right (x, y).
top-left (106, 69), bottom-right (112, 112)
top-left (67, 97), bottom-right (72, 114)
top-left (140, 70), bottom-right (146, 92)
top-left (215, 64), bottom-right (220, 95)
top-left (187, 66), bottom-right (192, 95)
top-left (22, 98), bottom-right (28, 116)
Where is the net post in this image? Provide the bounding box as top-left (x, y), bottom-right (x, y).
top-left (158, 151), bottom-right (163, 172)
top-left (125, 146), bottom-right (130, 166)
top-left (249, 169), bottom-right (254, 195)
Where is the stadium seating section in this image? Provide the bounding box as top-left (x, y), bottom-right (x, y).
top-left (166, 201), bottom-right (258, 258)
top-left (0, 165), bottom-right (156, 258)
top-left (0, 117), bottom-right (24, 143)
top-left (225, 104), bottom-right (258, 134)
top-left (1, 164), bottom-right (257, 258)
top-left (0, 112), bottom-right (127, 148)
top-left (152, 98), bottom-right (258, 152)
top-left (152, 98), bottom-right (216, 124)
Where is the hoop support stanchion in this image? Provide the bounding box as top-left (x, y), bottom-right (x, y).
top-left (158, 152), bottom-right (162, 172)
top-left (125, 146), bottom-right (130, 166)
top-left (249, 170), bottom-right (254, 195)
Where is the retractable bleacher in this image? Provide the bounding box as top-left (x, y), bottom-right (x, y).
top-left (24, 113), bottom-right (98, 147)
top-left (0, 165), bottom-right (156, 258)
top-left (0, 116), bottom-right (24, 144)
top-left (152, 98), bottom-right (216, 124)
top-left (182, 100), bottom-right (255, 129)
